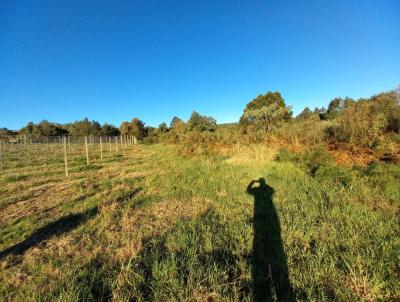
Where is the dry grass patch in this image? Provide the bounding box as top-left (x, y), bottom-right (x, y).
top-left (225, 144), bottom-right (277, 165)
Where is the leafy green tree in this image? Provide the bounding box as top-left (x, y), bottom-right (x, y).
top-left (369, 91), bottom-right (400, 133)
top-left (158, 122), bottom-right (168, 134)
top-left (67, 117), bottom-right (101, 136)
top-left (131, 118), bottom-right (146, 139)
top-left (325, 97), bottom-right (355, 119)
top-left (297, 107), bottom-right (314, 120)
top-left (78, 117), bottom-right (92, 136)
top-left (326, 91), bottom-right (400, 147)
top-left (313, 107), bottom-right (327, 120)
top-left (169, 116), bottom-right (186, 138)
top-left (170, 116), bottom-right (184, 129)
top-left (187, 111), bottom-right (217, 132)
top-left (242, 103), bottom-right (293, 142)
top-left (145, 126), bottom-right (157, 137)
top-left (244, 91), bottom-right (286, 110)
top-left (90, 120), bottom-right (102, 136)
top-left (39, 120), bottom-right (57, 136)
top-left (240, 91), bottom-right (292, 140)
top-left (119, 121), bottom-right (131, 136)
top-left (20, 120), bottom-right (68, 137)
top-left (100, 123), bottom-right (120, 136)
top-left (240, 92), bottom-right (292, 128)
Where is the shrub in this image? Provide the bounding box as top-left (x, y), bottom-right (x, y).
top-left (177, 131), bottom-right (226, 157)
top-left (275, 145), bottom-right (333, 175)
top-left (314, 165), bottom-right (357, 187)
top-left (300, 145), bottom-right (333, 175)
top-left (275, 148), bottom-right (298, 162)
top-left (365, 162), bottom-right (400, 203)
top-left (187, 111), bottom-right (217, 132)
top-left (325, 91), bottom-right (400, 148)
top-left (272, 117), bottom-right (326, 146)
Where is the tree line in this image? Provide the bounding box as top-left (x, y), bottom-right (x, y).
top-left (2, 88), bottom-right (399, 150)
top-left (5, 111), bottom-right (218, 139)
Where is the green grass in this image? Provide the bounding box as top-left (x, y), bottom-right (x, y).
top-left (0, 143), bottom-right (399, 301)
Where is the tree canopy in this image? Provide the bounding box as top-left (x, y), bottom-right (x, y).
top-left (187, 111), bottom-right (217, 132)
top-left (100, 123), bottom-right (120, 136)
top-left (240, 91), bottom-right (292, 133)
top-left (119, 118), bottom-right (146, 139)
top-left (20, 120), bottom-right (68, 137)
top-left (297, 107), bottom-right (314, 120)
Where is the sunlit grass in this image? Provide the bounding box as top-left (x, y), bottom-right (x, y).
top-left (0, 143), bottom-right (399, 301)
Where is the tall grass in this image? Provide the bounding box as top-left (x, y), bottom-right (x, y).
top-left (0, 144), bottom-right (398, 301)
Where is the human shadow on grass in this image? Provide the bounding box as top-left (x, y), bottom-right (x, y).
top-left (247, 178), bottom-right (294, 302)
top-left (0, 206), bottom-right (98, 261)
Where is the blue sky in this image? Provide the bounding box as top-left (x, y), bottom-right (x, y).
top-left (1, 0), bottom-right (399, 129)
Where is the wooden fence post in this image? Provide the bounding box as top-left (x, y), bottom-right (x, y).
top-left (64, 136), bottom-right (68, 176)
top-left (27, 140), bottom-right (31, 164)
top-left (85, 136), bottom-right (89, 165)
top-left (53, 138), bottom-right (57, 159)
top-left (0, 141), bottom-right (3, 171)
top-left (100, 136), bottom-right (103, 160)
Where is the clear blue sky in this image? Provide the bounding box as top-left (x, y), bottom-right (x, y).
top-left (1, 0), bottom-right (399, 129)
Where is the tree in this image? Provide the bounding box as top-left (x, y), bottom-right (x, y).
top-left (240, 92), bottom-right (292, 128)
top-left (244, 92), bottom-right (287, 110)
top-left (187, 111), bottom-right (217, 132)
top-left (169, 116), bottom-right (186, 138)
top-left (145, 126), bottom-right (157, 137)
top-left (67, 117), bottom-right (101, 136)
top-left (297, 107), bottom-right (314, 120)
top-left (325, 97), bottom-right (355, 119)
top-left (79, 117), bottom-right (92, 136)
top-left (170, 116), bottom-right (184, 129)
top-left (158, 122), bottom-right (168, 134)
top-left (90, 120), bottom-right (102, 136)
top-left (131, 118), bottom-right (146, 139)
top-left (20, 120), bottom-right (68, 137)
top-left (100, 123), bottom-right (120, 136)
top-left (369, 91), bottom-right (400, 133)
top-left (119, 121), bottom-right (131, 136)
top-left (326, 91), bottom-right (400, 147)
top-left (240, 91), bottom-right (292, 140)
top-left (242, 103), bottom-right (292, 142)
top-left (313, 107), bottom-right (327, 120)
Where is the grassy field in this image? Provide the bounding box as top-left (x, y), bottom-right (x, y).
top-left (0, 143), bottom-right (399, 301)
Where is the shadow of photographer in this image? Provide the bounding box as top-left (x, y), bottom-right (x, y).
top-left (247, 178), bottom-right (294, 301)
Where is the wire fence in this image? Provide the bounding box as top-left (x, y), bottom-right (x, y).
top-left (0, 135), bottom-right (138, 176)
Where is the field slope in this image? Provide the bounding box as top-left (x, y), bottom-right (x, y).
top-left (0, 144), bottom-right (399, 301)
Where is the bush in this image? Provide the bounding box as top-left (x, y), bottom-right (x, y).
top-left (325, 91), bottom-right (400, 148)
top-left (177, 131), bottom-right (227, 157)
top-left (300, 145), bottom-right (333, 175)
top-left (314, 165), bottom-right (357, 187)
top-left (275, 145), bottom-right (333, 175)
top-left (272, 117), bottom-right (326, 146)
top-left (365, 162), bottom-right (400, 203)
top-left (187, 111), bottom-right (217, 132)
top-left (275, 148), bottom-right (298, 162)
